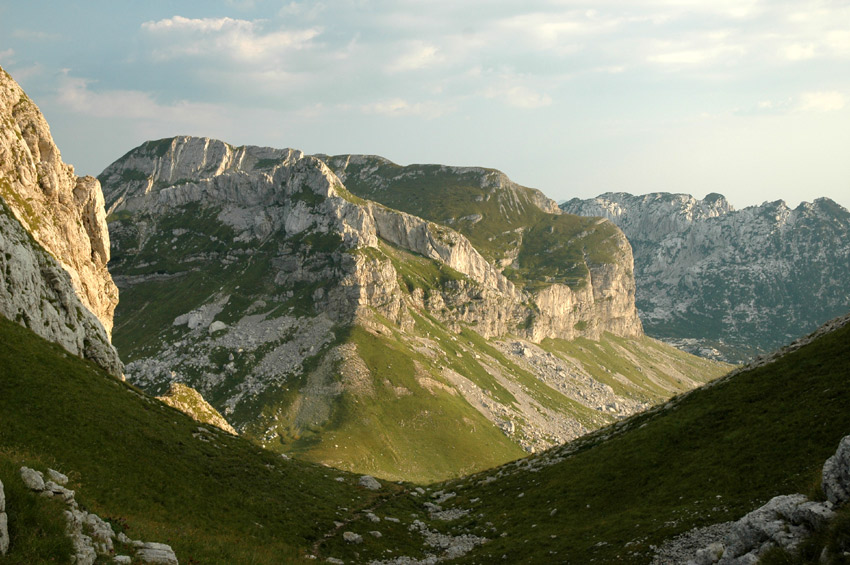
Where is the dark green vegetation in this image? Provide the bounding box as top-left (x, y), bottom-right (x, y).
top-left (326, 157), bottom-right (625, 291)
top-left (0, 315), bottom-right (388, 564)
top-left (2, 299), bottom-right (848, 563)
top-left (313, 318), bottom-right (850, 563)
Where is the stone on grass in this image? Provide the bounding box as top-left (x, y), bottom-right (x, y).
top-left (20, 467), bottom-right (45, 491)
top-left (136, 541), bottom-right (179, 564)
top-left (823, 435), bottom-right (850, 505)
top-left (358, 475), bottom-right (381, 490)
top-left (48, 469), bottom-right (69, 485)
top-left (1, 510), bottom-right (8, 556)
top-left (343, 531), bottom-right (363, 544)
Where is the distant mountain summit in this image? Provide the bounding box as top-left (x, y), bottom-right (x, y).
top-left (562, 192), bottom-right (850, 362)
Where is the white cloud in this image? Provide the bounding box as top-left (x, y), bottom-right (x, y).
top-left (360, 98), bottom-right (446, 118)
top-left (141, 16), bottom-right (320, 62)
top-left (486, 85), bottom-right (552, 109)
top-left (386, 42), bottom-right (443, 73)
top-left (647, 36), bottom-right (746, 67)
top-left (798, 91), bottom-right (845, 112)
top-left (55, 71), bottom-right (225, 125)
top-left (782, 43), bottom-right (816, 61)
top-left (0, 49), bottom-right (14, 63)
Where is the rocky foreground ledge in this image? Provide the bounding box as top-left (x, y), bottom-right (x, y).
top-left (15, 466), bottom-right (178, 564)
top-left (653, 434), bottom-right (850, 564)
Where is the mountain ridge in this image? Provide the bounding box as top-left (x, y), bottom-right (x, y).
top-left (562, 191), bottom-right (850, 362)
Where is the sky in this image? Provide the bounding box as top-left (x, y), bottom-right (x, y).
top-left (1, 0), bottom-right (849, 211)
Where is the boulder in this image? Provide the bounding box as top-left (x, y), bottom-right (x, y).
top-left (136, 541), bottom-right (179, 565)
top-left (823, 435), bottom-right (850, 505)
top-left (358, 475), bottom-right (381, 490)
top-left (20, 467), bottom-right (45, 491)
top-left (48, 469), bottom-right (69, 485)
top-left (343, 531), bottom-right (362, 544)
top-left (0, 511), bottom-right (8, 556)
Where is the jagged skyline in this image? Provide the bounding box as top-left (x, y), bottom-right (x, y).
top-left (1, 0), bottom-right (849, 210)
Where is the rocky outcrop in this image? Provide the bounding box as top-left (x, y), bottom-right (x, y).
top-left (653, 434), bottom-right (850, 564)
top-left (324, 154), bottom-right (643, 342)
top-left (0, 67), bottom-right (122, 376)
top-left (0, 198), bottom-right (123, 375)
top-left (156, 383), bottom-right (237, 435)
top-left (823, 435), bottom-right (850, 506)
top-left (0, 66), bottom-right (118, 336)
top-left (562, 192), bottom-right (850, 362)
top-left (18, 466), bottom-right (178, 565)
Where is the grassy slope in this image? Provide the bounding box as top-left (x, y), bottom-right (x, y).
top-left (0, 315), bottom-right (392, 564)
top-left (331, 158), bottom-right (624, 290)
top-left (317, 319), bottom-right (850, 563)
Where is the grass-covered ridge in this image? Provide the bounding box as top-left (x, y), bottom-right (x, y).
top-left (0, 315), bottom-right (390, 564)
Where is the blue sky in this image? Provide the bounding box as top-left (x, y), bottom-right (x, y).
top-left (1, 0), bottom-right (849, 210)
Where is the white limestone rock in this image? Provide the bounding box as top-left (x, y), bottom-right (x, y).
top-left (0, 511), bottom-right (8, 556)
top-left (562, 192), bottom-right (850, 363)
top-left (343, 531), bottom-right (362, 544)
top-left (20, 467), bottom-right (45, 491)
top-left (0, 478), bottom-right (7, 556)
top-left (135, 541), bottom-right (179, 564)
top-left (823, 435), bottom-right (850, 505)
top-left (359, 475), bottom-right (382, 490)
top-left (48, 468), bottom-right (69, 485)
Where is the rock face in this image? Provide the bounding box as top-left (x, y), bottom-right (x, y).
top-left (561, 192), bottom-right (850, 362)
top-left (0, 66), bottom-right (122, 375)
top-left (323, 154), bottom-right (643, 341)
top-left (0, 66), bottom-right (118, 337)
top-left (100, 136), bottom-right (724, 481)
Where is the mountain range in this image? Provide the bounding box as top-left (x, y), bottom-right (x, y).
top-left (562, 192), bottom-right (850, 363)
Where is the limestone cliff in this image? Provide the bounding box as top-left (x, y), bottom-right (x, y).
top-left (0, 67), bottom-right (121, 375)
top-left (0, 66), bottom-right (117, 337)
top-left (321, 154), bottom-right (643, 341)
top-left (102, 136), bottom-right (641, 342)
